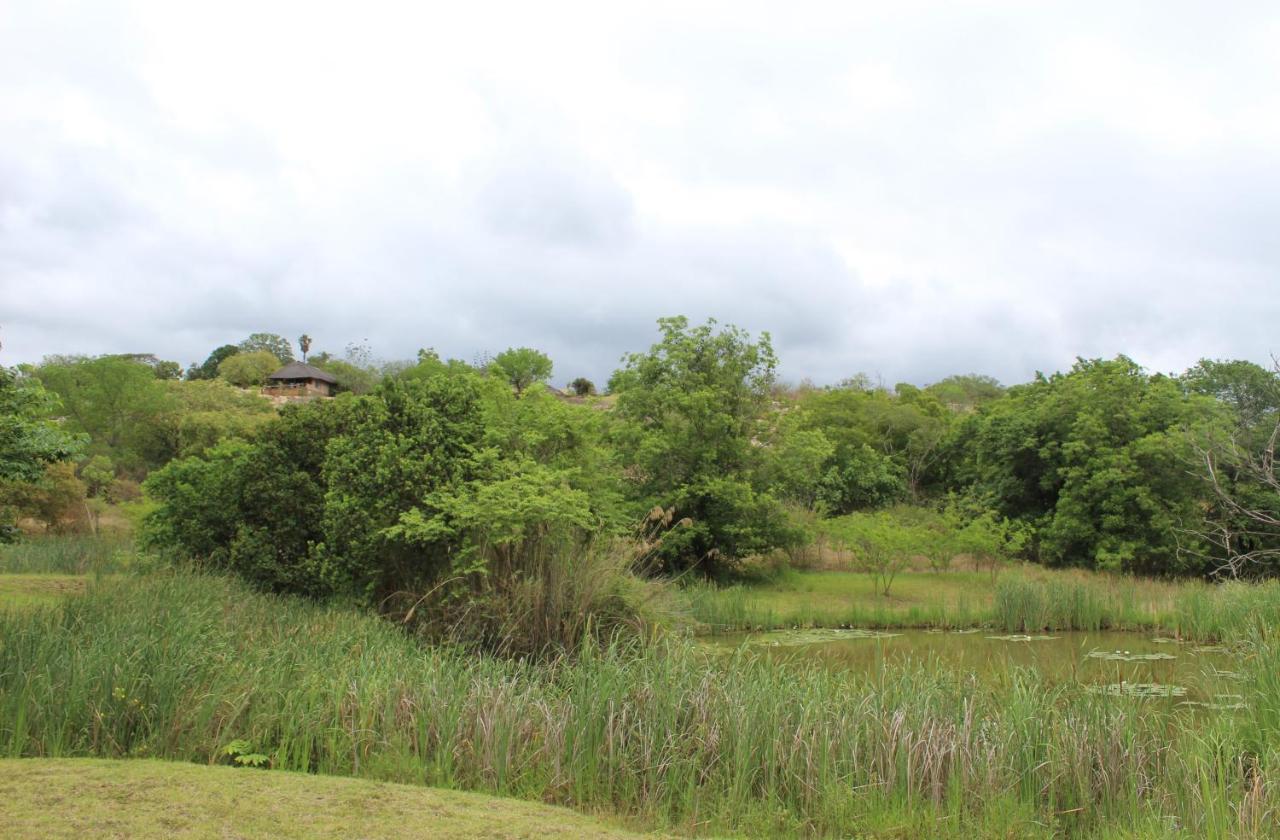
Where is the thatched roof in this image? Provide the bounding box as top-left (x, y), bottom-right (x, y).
top-left (267, 361), bottom-right (338, 384)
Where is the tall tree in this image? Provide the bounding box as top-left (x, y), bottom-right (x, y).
top-left (34, 356), bottom-right (174, 470)
top-left (238, 333), bottom-right (294, 364)
top-left (608, 317), bottom-right (798, 573)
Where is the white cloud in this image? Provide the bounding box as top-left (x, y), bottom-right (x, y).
top-left (2, 0), bottom-right (1279, 385)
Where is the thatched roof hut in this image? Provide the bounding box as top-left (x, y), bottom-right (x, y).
top-left (264, 362), bottom-right (337, 398)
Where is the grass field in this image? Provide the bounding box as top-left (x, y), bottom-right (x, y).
top-left (0, 758), bottom-right (656, 839)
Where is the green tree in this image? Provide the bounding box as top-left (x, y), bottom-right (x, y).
top-left (826, 511), bottom-right (913, 596)
top-left (608, 317), bottom-right (799, 574)
top-left (953, 356), bottom-right (1213, 574)
top-left (1182, 359), bottom-right (1280, 433)
top-left (0, 366), bottom-right (81, 483)
top-left (218, 351), bottom-right (281, 387)
top-left (490, 347), bottom-right (554, 395)
top-left (569, 377), bottom-right (597, 396)
top-left (925, 374), bottom-right (1005, 411)
top-left (238, 333), bottom-right (295, 364)
top-left (2, 462), bottom-right (86, 533)
top-left (186, 344), bottom-right (240, 381)
top-left (34, 356), bottom-right (174, 471)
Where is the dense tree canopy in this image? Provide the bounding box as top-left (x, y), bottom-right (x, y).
top-left (952, 356), bottom-right (1217, 574)
top-left (608, 317), bottom-right (799, 573)
top-left (20, 319), bottom-right (1280, 583)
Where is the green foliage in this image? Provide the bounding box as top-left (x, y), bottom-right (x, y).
top-left (925, 373), bottom-right (1005, 411)
top-left (489, 347), bottom-right (553, 395)
top-left (760, 413), bottom-right (834, 510)
top-left (186, 344), bottom-right (240, 381)
top-left (2, 462), bottom-right (86, 532)
top-left (816, 443), bottom-right (907, 513)
top-left (568, 377), bottom-right (596, 396)
top-left (953, 356), bottom-right (1216, 574)
top-left (221, 739), bottom-right (270, 768)
top-left (1182, 358), bottom-right (1280, 431)
top-left (0, 367), bottom-right (81, 485)
top-left (795, 384), bottom-right (947, 508)
top-left (151, 360), bottom-right (183, 381)
top-left (237, 333), bottom-right (294, 364)
top-left (10, 571), bottom-right (1279, 836)
top-left (608, 317), bottom-right (799, 574)
top-left (825, 511), bottom-right (914, 596)
top-left (309, 357), bottom-right (379, 395)
top-left (78, 455), bottom-right (116, 499)
top-left (145, 367), bottom-right (628, 627)
top-left (217, 351), bottom-right (281, 388)
top-left (34, 356), bottom-right (172, 471)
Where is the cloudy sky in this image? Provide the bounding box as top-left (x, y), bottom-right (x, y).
top-left (2, 1), bottom-right (1278, 387)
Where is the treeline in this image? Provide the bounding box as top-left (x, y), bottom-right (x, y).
top-left (3, 318), bottom-right (1279, 600)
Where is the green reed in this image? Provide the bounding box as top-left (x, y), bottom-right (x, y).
top-left (2, 570), bottom-right (1278, 837)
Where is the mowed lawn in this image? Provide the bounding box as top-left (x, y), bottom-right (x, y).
top-left (0, 759), bottom-right (662, 839)
top-left (0, 574), bottom-right (87, 610)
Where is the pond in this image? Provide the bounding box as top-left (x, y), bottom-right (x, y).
top-left (707, 628), bottom-right (1246, 707)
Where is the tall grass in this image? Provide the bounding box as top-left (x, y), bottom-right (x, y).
top-left (2, 571), bottom-right (1278, 837)
top-left (0, 535), bottom-right (136, 575)
top-left (994, 575), bottom-right (1280, 640)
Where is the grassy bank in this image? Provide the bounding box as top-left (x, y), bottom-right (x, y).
top-left (687, 566), bottom-right (1280, 640)
top-left (2, 571), bottom-right (1279, 837)
top-left (0, 758), bottom-right (656, 839)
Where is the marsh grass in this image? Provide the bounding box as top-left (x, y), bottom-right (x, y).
top-left (2, 571), bottom-right (1279, 837)
top-left (0, 535), bottom-right (136, 575)
top-left (689, 565), bottom-right (1280, 643)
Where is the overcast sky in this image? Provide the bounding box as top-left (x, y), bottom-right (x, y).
top-left (2, 1), bottom-right (1278, 387)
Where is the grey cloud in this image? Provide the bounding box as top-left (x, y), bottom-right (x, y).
top-left (2, 1), bottom-right (1279, 389)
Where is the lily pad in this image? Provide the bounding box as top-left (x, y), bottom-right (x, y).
top-left (1151, 637), bottom-right (1182, 645)
top-left (1086, 650), bottom-right (1176, 662)
top-left (751, 628), bottom-right (901, 647)
top-left (1178, 695), bottom-right (1247, 711)
top-left (986, 634), bottom-right (1059, 642)
top-left (1088, 682), bottom-right (1187, 698)
top-left (1190, 645), bottom-right (1229, 654)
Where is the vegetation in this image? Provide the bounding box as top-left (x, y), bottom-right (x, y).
top-left (7, 319), bottom-right (1280, 835)
top-left (2, 570), bottom-right (1279, 837)
top-left (609, 317), bottom-right (799, 574)
top-left (216, 350), bottom-right (281, 387)
top-left (490, 346), bottom-right (554, 394)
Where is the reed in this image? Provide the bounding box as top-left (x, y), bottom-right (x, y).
top-left (0, 535), bottom-right (136, 575)
top-left (2, 570), bottom-right (1278, 837)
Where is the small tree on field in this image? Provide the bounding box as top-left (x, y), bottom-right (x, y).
top-left (491, 347), bottom-right (553, 395)
top-left (830, 512), bottom-right (912, 596)
top-left (569, 377), bottom-right (596, 396)
top-left (920, 522), bottom-right (956, 574)
top-left (955, 511), bottom-right (1027, 582)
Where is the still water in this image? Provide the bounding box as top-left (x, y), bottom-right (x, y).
top-left (708, 628), bottom-right (1244, 706)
